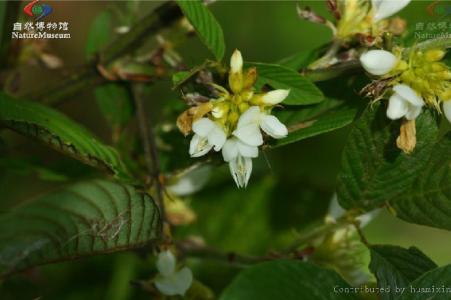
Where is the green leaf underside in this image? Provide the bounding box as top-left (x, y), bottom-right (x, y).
top-left (220, 260), bottom-right (357, 300)
top-left (0, 93), bottom-right (131, 181)
top-left (176, 0), bottom-right (225, 61)
top-left (337, 102), bottom-right (439, 211)
top-left (272, 98), bottom-right (360, 148)
top-left (390, 133), bottom-right (451, 230)
top-left (369, 245), bottom-right (437, 300)
top-left (0, 180), bottom-right (161, 276)
top-left (397, 265), bottom-right (451, 300)
top-left (248, 62), bottom-right (324, 105)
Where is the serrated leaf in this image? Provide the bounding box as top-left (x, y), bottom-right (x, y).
top-left (271, 98), bottom-right (360, 148)
top-left (337, 103), bottom-right (439, 211)
top-left (176, 0), bottom-right (225, 61)
top-left (0, 180), bottom-right (161, 276)
top-left (369, 245), bottom-right (437, 300)
top-left (390, 133), bottom-right (451, 230)
top-left (396, 265), bottom-right (451, 300)
top-left (249, 62), bottom-right (324, 105)
top-left (0, 92), bottom-right (132, 181)
top-left (220, 260), bottom-right (357, 300)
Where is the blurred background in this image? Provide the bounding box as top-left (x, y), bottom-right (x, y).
top-left (0, 0), bottom-right (450, 299)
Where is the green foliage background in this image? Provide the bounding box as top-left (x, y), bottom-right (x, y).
top-left (0, 1), bottom-right (449, 299)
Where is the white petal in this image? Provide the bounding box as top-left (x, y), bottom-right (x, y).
top-left (237, 106), bottom-right (261, 128)
top-left (260, 115), bottom-right (288, 139)
top-left (262, 89), bottom-right (290, 105)
top-left (405, 104), bottom-right (422, 120)
top-left (154, 267), bottom-right (193, 296)
top-left (237, 140), bottom-right (259, 158)
top-left (192, 118), bottom-right (214, 137)
top-left (189, 134), bottom-right (213, 157)
top-left (233, 123), bottom-right (263, 147)
top-left (167, 165), bottom-right (212, 197)
top-left (386, 94), bottom-right (408, 120)
top-left (372, 0), bottom-right (411, 22)
top-left (156, 250), bottom-right (176, 277)
top-left (222, 138), bottom-right (239, 162)
top-left (360, 50), bottom-right (397, 76)
top-left (207, 125), bottom-right (226, 151)
top-left (443, 101), bottom-right (451, 123)
top-left (230, 49), bottom-right (243, 73)
top-left (392, 84), bottom-right (424, 107)
top-left (229, 156), bottom-right (253, 188)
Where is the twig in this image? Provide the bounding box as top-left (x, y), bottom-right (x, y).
top-left (132, 84), bottom-right (166, 220)
top-left (22, 1), bottom-right (183, 106)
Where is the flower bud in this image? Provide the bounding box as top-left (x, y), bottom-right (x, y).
top-left (424, 49), bottom-right (445, 62)
top-left (261, 89), bottom-right (290, 105)
top-left (243, 67), bottom-right (257, 89)
top-left (443, 101), bottom-right (451, 124)
top-left (230, 49), bottom-right (243, 74)
top-left (360, 50), bottom-right (397, 76)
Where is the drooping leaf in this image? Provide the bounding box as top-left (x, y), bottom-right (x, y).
top-left (397, 265), bottom-right (451, 300)
top-left (176, 0), bottom-right (225, 61)
top-left (94, 83), bottom-right (134, 132)
top-left (85, 10), bottom-right (114, 58)
top-left (337, 103), bottom-right (439, 211)
top-left (85, 11), bottom-right (134, 133)
top-left (220, 260), bottom-right (358, 300)
top-left (272, 98), bottom-right (360, 148)
top-left (249, 62), bottom-right (324, 105)
top-left (390, 133), bottom-right (451, 231)
top-left (369, 245), bottom-right (437, 300)
top-left (0, 92), bottom-right (132, 181)
top-left (0, 180), bottom-right (161, 276)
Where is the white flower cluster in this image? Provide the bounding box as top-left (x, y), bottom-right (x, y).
top-left (360, 49), bottom-right (451, 122)
top-left (188, 50), bottom-right (289, 188)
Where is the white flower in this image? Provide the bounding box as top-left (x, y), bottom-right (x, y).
top-left (387, 84), bottom-right (424, 120)
top-left (360, 50), bottom-right (397, 76)
top-left (262, 89), bottom-right (290, 105)
top-left (189, 118), bottom-right (226, 157)
top-left (167, 165), bottom-right (212, 197)
top-left (222, 137), bottom-right (258, 188)
top-left (154, 250), bottom-right (193, 297)
top-left (443, 101), bottom-right (451, 123)
top-left (230, 49), bottom-right (243, 73)
top-left (371, 0), bottom-right (411, 22)
top-left (232, 106), bottom-right (288, 145)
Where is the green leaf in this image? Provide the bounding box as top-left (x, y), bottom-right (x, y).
top-left (220, 260), bottom-right (357, 300)
top-left (337, 103), bottom-right (439, 211)
top-left (397, 265), bottom-right (451, 300)
top-left (390, 133), bottom-right (451, 230)
top-left (369, 245), bottom-right (437, 300)
top-left (176, 0), bottom-right (225, 61)
top-left (85, 10), bottom-right (114, 58)
top-left (277, 49), bottom-right (318, 70)
top-left (0, 180), bottom-right (161, 276)
top-left (249, 62), bottom-right (324, 105)
top-left (0, 92), bottom-right (132, 181)
top-left (94, 83), bottom-right (134, 131)
top-left (272, 98), bottom-right (360, 148)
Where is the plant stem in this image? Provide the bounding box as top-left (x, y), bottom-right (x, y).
top-left (303, 60), bottom-right (361, 82)
top-left (132, 84), bottom-right (165, 219)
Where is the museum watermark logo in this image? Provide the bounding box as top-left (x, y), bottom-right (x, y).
top-left (11, 0), bottom-right (70, 39)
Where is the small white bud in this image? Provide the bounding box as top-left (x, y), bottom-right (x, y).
top-left (360, 50), bottom-right (397, 76)
top-left (262, 89), bottom-right (290, 105)
top-left (443, 101), bottom-right (451, 123)
top-left (230, 49), bottom-right (243, 73)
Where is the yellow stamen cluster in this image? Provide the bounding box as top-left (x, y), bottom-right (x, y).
top-left (387, 48), bottom-right (451, 109)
